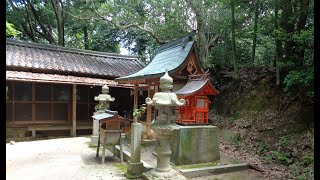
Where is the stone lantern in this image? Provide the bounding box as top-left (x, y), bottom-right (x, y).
top-left (91, 85), bottom-right (115, 145)
top-left (143, 71), bottom-right (186, 179)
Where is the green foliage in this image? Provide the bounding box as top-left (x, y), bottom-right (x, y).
top-left (258, 142), bottom-right (268, 155)
top-left (302, 154), bottom-right (314, 166)
top-left (133, 104), bottom-right (146, 118)
top-left (263, 151), bottom-right (293, 165)
top-left (283, 67), bottom-right (314, 98)
top-left (274, 151), bottom-right (292, 165)
top-left (289, 154), bottom-right (314, 180)
top-left (6, 21), bottom-right (20, 37)
top-left (259, 140), bottom-right (294, 165)
top-left (279, 135), bottom-right (291, 146)
top-left (7, 0), bottom-right (315, 103)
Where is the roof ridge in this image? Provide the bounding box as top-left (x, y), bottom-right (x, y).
top-left (155, 30), bottom-right (196, 54)
top-left (6, 38), bottom-right (138, 60)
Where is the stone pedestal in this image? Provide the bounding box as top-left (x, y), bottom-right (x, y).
top-left (91, 111), bottom-right (103, 146)
top-left (142, 127), bottom-right (186, 179)
top-left (126, 123), bottom-right (144, 178)
top-left (171, 126), bottom-right (220, 165)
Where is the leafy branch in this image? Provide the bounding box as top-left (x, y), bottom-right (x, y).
top-left (133, 105), bottom-right (146, 118)
top-left (65, 0), bottom-right (168, 44)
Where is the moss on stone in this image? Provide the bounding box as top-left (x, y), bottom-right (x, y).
top-left (177, 161), bottom-right (220, 169)
top-left (124, 172), bottom-right (139, 179)
top-left (112, 163), bottom-right (127, 173)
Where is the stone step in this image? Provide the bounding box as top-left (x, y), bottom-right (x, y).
top-left (180, 163), bottom-right (250, 178)
top-left (112, 145), bottom-right (154, 171)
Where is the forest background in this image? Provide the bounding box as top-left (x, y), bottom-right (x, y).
top-left (6, 0), bottom-right (314, 179)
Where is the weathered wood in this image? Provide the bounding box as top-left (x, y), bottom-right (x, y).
top-left (68, 85), bottom-right (71, 124)
top-left (102, 136), bottom-right (106, 164)
top-left (146, 84), bottom-right (154, 139)
top-left (133, 84), bottom-right (138, 110)
top-left (72, 84), bottom-right (77, 136)
top-left (96, 129), bottom-right (101, 157)
top-left (27, 124), bottom-right (92, 137)
top-left (32, 82), bottom-right (35, 121)
top-left (28, 125), bottom-right (71, 131)
top-left (51, 85), bottom-right (54, 121)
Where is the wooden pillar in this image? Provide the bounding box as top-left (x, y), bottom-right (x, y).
top-left (146, 83), bottom-right (154, 139)
top-left (32, 82), bottom-right (35, 122)
top-left (133, 84), bottom-right (138, 110)
top-left (72, 84), bottom-right (77, 137)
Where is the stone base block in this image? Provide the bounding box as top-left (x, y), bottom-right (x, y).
top-left (90, 135), bottom-right (98, 146)
top-left (142, 169), bottom-right (186, 180)
top-left (179, 163), bottom-right (249, 178)
top-left (126, 161), bottom-right (144, 178)
top-left (171, 126), bottom-right (220, 165)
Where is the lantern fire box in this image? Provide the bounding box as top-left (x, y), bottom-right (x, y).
top-left (174, 74), bottom-right (219, 125)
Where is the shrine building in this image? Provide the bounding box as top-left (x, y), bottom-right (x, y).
top-left (115, 31), bottom-right (220, 138)
top-left (6, 38), bottom-right (144, 137)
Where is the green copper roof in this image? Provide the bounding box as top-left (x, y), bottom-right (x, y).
top-left (115, 40), bottom-right (195, 82)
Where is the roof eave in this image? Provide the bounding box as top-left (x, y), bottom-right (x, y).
top-left (176, 79), bottom-right (219, 96)
top-left (115, 42), bottom-right (198, 83)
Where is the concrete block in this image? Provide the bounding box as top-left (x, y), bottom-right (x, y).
top-left (180, 163), bottom-right (249, 178)
top-left (112, 145), bottom-right (154, 171)
top-left (90, 135), bottom-right (98, 146)
top-left (171, 126), bottom-right (220, 165)
top-left (127, 161), bottom-right (144, 177)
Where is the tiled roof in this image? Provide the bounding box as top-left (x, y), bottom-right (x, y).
top-left (6, 70), bottom-right (133, 88)
top-left (174, 78), bottom-right (219, 96)
top-left (6, 38), bottom-right (145, 78)
top-left (115, 33), bottom-right (201, 83)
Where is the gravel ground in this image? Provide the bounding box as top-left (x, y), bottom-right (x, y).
top-left (7, 136), bottom-right (267, 180)
top-left (6, 136), bottom-right (127, 180)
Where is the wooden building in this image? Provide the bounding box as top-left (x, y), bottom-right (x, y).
top-left (115, 31), bottom-right (216, 139)
top-left (6, 38), bottom-right (144, 137)
top-left (175, 74), bottom-right (219, 125)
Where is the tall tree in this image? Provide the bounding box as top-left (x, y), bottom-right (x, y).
top-left (230, 0), bottom-right (238, 75)
top-left (274, 0), bottom-right (281, 85)
top-left (184, 0), bottom-right (219, 67)
top-left (49, 0), bottom-right (65, 46)
top-left (7, 0), bottom-right (66, 46)
top-left (251, 0), bottom-right (260, 65)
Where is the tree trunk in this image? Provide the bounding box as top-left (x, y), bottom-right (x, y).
top-left (185, 0), bottom-right (212, 68)
top-left (275, 0), bottom-right (281, 85)
top-left (231, 0), bottom-right (238, 76)
top-left (251, 0), bottom-right (260, 66)
top-left (82, 0), bottom-right (88, 49)
top-left (281, 0), bottom-right (295, 62)
top-left (50, 0), bottom-right (65, 46)
top-left (295, 0), bottom-right (310, 67)
top-left (83, 25), bottom-right (89, 49)
top-left (26, 0), bottom-right (57, 45)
